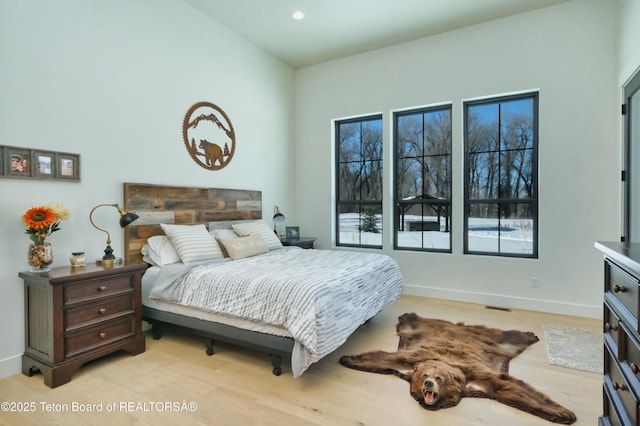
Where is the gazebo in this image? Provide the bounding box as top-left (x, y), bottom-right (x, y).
top-left (397, 194), bottom-right (450, 232)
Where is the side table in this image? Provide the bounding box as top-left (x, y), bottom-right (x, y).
top-left (20, 262), bottom-right (146, 388)
top-left (281, 237), bottom-right (316, 249)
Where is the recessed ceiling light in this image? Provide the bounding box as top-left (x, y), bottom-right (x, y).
top-left (292, 10), bottom-right (304, 20)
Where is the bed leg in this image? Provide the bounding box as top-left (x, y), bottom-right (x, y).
top-left (204, 338), bottom-right (214, 356)
top-left (151, 322), bottom-right (164, 340)
top-left (271, 354), bottom-right (282, 376)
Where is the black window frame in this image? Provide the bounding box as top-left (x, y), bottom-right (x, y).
top-left (463, 92), bottom-right (539, 258)
top-left (334, 114), bottom-right (384, 249)
top-left (393, 105), bottom-right (452, 253)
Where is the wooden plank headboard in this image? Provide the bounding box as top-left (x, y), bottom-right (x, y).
top-left (123, 182), bottom-right (262, 263)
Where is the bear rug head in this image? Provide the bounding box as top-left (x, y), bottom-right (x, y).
top-left (339, 313), bottom-right (576, 424)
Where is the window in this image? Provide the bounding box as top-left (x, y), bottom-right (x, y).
top-left (335, 115), bottom-right (383, 248)
top-left (464, 93), bottom-right (538, 257)
top-left (394, 106), bottom-right (452, 252)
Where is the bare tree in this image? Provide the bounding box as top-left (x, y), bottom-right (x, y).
top-left (466, 105), bottom-right (534, 219)
top-left (338, 119), bottom-right (383, 213)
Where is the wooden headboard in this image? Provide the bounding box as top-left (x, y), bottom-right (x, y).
top-left (123, 183), bottom-right (262, 263)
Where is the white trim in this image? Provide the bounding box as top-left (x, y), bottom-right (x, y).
top-left (0, 354), bottom-right (22, 380)
top-left (403, 284), bottom-right (601, 320)
top-left (390, 100), bottom-right (453, 115)
top-left (331, 111), bottom-right (383, 123)
top-left (461, 88), bottom-right (541, 104)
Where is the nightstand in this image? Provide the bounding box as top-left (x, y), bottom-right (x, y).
top-left (281, 237), bottom-right (316, 249)
top-left (20, 262), bottom-right (146, 388)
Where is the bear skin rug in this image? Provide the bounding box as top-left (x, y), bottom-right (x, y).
top-left (339, 313), bottom-right (576, 424)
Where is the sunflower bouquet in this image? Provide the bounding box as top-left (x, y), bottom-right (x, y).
top-left (23, 202), bottom-right (70, 243)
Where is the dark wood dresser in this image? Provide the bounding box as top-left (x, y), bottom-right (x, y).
top-left (596, 242), bottom-right (640, 425)
top-left (20, 262), bottom-right (146, 388)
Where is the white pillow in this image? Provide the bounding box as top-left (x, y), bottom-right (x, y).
top-left (141, 245), bottom-right (159, 266)
top-left (232, 220), bottom-right (283, 251)
top-left (210, 228), bottom-right (238, 240)
top-left (160, 223), bottom-right (224, 264)
top-left (210, 228), bottom-right (238, 258)
top-left (220, 235), bottom-right (268, 260)
top-left (141, 235), bottom-right (180, 266)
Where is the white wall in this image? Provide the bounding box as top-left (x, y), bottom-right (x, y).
top-left (618, 0), bottom-right (640, 86)
top-left (295, 0), bottom-right (619, 319)
top-left (0, 0), bottom-right (295, 379)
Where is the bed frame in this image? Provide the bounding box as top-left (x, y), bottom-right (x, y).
top-left (123, 182), bottom-right (294, 375)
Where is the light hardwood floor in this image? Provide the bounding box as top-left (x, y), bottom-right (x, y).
top-left (0, 296), bottom-right (601, 425)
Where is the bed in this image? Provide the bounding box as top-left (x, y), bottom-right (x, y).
top-left (123, 182), bottom-right (404, 377)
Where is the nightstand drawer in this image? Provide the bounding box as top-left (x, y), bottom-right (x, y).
top-left (604, 301), bottom-right (621, 354)
top-left (620, 321), bottom-right (640, 388)
top-left (65, 317), bottom-right (135, 358)
top-left (65, 295), bottom-right (134, 331)
top-left (606, 260), bottom-right (640, 326)
top-left (64, 275), bottom-right (133, 305)
top-left (603, 383), bottom-right (628, 426)
top-left (605, 342), bottom-right (638, 423)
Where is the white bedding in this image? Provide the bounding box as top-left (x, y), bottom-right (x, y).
top-left (142, 266), bottom-right (292, 338)
top-left (147, 247), bottom-right (404, 377)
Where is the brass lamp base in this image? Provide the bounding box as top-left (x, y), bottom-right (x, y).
top-left (96, 258), bottom-right (123, 267)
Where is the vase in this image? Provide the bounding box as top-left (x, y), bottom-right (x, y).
top-left (27, 241), bottom-right (53, 272)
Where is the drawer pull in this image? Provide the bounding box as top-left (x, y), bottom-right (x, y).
top-left (605, 323), bottom-right (618, 332)
top-left (98, 285), bottom-right (107, 291)
top-left (98, 332), bottom-right (106, 338)
top-left (631, 363), bottom-right (639, 374)
top-left (613, 381), bottom-right (628, 391)
top-left (613, 284), bottom-right (627, 293)
top-left (98, 308), bottom-right (106, 314)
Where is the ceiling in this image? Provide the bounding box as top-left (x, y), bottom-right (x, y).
top-left (181, 0), bottom-right (572, 68)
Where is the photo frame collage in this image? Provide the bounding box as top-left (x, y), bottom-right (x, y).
top-left (0, 145), bottom-right (80, 181)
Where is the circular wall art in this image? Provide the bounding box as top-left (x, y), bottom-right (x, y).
top-left (182, 101), bottom-right (236, 171)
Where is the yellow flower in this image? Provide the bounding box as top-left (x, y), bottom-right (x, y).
top-left (48, 201), bottom-right (70, 220)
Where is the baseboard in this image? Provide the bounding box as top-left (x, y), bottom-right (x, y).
top-left (402, 284), bottom-right (601, 319)
top-left (0, 353), bottom-right (22, 380)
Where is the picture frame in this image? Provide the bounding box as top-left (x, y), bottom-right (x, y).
top-left (32, 150), bottom-right (55, 179)
top-left (55, 152), bottom-right (80, 181)
top-left (0, 145), bottom-right (80, 181)
top-left (5, 147), bottom-right (31, 178)
top-left (285, 226), bottom-right (300, 240)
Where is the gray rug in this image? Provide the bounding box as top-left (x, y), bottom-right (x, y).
top-left (542, 324), bottom-right (603, 374)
